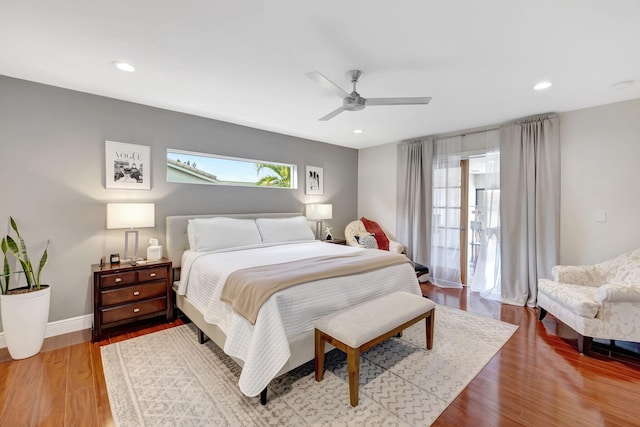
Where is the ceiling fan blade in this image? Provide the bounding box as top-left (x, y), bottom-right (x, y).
top-left (366, 97), bottom-right (432, 106)
top-left (306, 71), bottom-right (350, 99)
top-left (319, 107), bottom-right (345, 121)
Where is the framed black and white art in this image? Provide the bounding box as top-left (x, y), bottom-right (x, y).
top-left (305, 165), bottom-right (323, 195)
top-left (105, 141), bottom-right (151, 190)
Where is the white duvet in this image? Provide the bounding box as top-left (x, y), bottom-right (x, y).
top-left (177, 240), bottom-right (420, 396)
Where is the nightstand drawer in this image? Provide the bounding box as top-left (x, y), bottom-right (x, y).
top-left (100, 271), bottom-right (137, 288)
top-left (101, 297), bottom-right (167, 325)
top-left (138, 267), bottom-right (167, 282)
top-left (100, 281), bottom-right (167, 306)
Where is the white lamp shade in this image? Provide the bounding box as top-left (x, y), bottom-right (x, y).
top-left (306, 204), bottom-right (332, 220)
top-left (106, 203), bottom-right (155, 229)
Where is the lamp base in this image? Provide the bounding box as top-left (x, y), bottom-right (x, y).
top-left (315, 221), bottom-right (323, 240)
top-left (123, 229), bottom-right (141, 261)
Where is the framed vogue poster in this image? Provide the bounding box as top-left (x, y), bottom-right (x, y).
top-left (305, 165), bottom-right (323, 195)
top-left (105, 141), bottom-right (151, 190)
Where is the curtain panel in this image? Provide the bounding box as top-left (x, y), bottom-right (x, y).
top-left (396, 139), bottom-right (433, 266)
top-left (468, 151), bottom-right (501, 300)
top-left (431, 136), bottom-right (463, 287)
top-left (500, 115), bottom-right (560, 306)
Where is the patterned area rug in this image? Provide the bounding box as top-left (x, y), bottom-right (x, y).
top-left (101, 304), bottom-right (517, 426)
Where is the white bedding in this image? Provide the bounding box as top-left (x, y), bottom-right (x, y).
top-left (177, 240), bottom-right (421, 396)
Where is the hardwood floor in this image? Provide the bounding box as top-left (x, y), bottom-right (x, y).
top-left (422, 283), bottom-right (640, 426)
top-left (1, 286), bottom-right (639, 426)
top-left (0, 318), bottom-right (186, 427)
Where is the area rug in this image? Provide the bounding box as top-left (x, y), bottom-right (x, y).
top-left (101, 304), bottom-right (518, 426)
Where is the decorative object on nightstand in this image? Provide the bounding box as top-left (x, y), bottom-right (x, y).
top-left (92, 258), bottom-right (173, 342)
top-left (306, 203), bottom-right (332, 239)
top-left (106, 203), bottom-right (155, 261)
top-left (323, 226), bottom-right (333, 240)
top-left (146, 237), bottom-right (163, 261)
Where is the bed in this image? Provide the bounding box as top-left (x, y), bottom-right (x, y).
top-left (166, 213), bottom-right (421, 401)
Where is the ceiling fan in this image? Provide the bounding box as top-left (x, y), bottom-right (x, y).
top-left (306, 70), bottom-right (432, 121)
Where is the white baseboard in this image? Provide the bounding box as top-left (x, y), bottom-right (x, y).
top-left (0, 314), bottom-right (93, 349)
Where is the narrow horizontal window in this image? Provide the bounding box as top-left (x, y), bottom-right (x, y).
top-left (167, 149), bottom-right (297, 189)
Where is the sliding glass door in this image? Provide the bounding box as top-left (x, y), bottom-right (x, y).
top-left (430, 136), bottom-right (501, 295)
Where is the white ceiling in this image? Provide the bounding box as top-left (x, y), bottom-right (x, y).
top-left (2, 0), bottom-right (639, 149)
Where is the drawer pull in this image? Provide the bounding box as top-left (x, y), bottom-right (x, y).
top-left (133, 308), bottom-right (140, 313)
top-left (150, 273), bottom-right (156, 277)
top-left (133, 291), bottom-right (140, 296)
top-left (115, 278), bottom-right (122, 283)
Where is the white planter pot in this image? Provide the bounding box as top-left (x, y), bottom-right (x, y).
top-left (1, 285), bottom-right (50, 359)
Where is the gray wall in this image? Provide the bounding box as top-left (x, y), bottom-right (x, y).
top-left (0, 75), bottom-right (358, 330)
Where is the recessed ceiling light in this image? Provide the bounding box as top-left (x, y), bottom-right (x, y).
top-left (113, 61), bottom-right (135, 72)
top-left (612, 80), bottom-right (634, 89)
top-left (533, 81), bottom-right (552, 91)
top-left (353, 129), bottom-right (363, 134)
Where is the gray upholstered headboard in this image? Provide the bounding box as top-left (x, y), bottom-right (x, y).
top-left (165, 212), bottom-right (302, 269)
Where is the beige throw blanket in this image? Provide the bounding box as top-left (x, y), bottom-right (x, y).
top-left (220, 250), bottom-right (411, 324)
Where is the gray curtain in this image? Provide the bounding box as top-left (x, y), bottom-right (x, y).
top-left (396, 139), bottom-right (433, 266)
top-left (500, 115), bottom-right (560, 306)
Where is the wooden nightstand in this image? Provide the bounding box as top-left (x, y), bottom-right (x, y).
top-left (322, 239), bottom-right (346, 245)
top-left (91, 259), bottom-right (173, 342)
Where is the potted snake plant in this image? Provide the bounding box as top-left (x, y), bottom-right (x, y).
top-left (1, 216), bottom-right (50, 359)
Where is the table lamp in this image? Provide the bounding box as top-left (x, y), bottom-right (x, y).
top-left (106, 203), bottom-right (155, 261)
top-left (306, 203), bottom-right (332, 239)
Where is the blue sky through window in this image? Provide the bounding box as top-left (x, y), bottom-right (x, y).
top-left (167, 149), bottom-right (293, 185)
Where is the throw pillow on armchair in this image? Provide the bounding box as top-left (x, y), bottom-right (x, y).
top-left (360, 217), bottom-right (390, 250)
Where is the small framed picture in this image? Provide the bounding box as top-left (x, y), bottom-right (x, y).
top-left (105, 141), bottom-right (151, 190)
top-left (305, 165), bottom-right (323, 195)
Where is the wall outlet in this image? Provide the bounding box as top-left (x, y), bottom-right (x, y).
top-left (595, 210), bottom-right (607, 223)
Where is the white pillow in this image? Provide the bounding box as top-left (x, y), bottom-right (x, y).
top-left (255, 216), bottom-right (315, 243)
top-left (187, 217), bottom-right (262, 251)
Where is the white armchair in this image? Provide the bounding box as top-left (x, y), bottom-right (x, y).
top-left (344, 220), bottom-right (405, 254)
top-left (537, 248), bottom-right (640, 354)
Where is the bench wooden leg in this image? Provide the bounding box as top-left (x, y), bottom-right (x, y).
top-left (347, 346), bottom-right (361, 407)
top-left (315, 329), bottom-right (325, 382)
top-left (425, 310), bottom-right (435, 350)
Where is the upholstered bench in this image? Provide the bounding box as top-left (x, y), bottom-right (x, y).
top-left (314, 291), bottom-right (435, 406)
